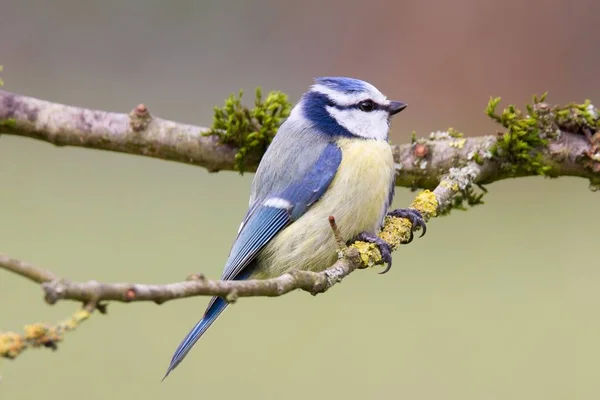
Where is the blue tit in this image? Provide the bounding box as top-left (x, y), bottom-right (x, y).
top-left (163, 77), bottom-right (426, 379)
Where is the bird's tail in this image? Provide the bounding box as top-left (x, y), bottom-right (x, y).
top-left (162, 296), bottom-right (228, 380)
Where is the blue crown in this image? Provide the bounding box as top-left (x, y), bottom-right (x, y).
top-left (314, 77), bottom-right (368, 93)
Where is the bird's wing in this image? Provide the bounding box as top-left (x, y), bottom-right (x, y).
top-left (221, 142), bottom-right (342, 281)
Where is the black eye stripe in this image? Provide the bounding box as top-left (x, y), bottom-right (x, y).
top-left (320, 93), bottom-right (391, 113)
top-left (332, 101), bottom-right (387, 111)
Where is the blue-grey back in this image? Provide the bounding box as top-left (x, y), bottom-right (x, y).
top-left (249, 114), bottom-right (332, 207)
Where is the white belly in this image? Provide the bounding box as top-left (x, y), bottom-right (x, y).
top-left (253, 138), bottom-right (395, 278)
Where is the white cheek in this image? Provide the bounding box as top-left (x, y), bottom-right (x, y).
top-left (326, 107), bottom-right (389, 140)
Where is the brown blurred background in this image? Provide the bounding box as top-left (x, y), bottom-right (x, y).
top-left (0, 0), bottom-right (598, 399)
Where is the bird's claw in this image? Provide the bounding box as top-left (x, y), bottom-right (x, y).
top-left (355, 231), bottom-right (393, 274)
top-left (354, 209), bottom-right (426, 275)
top-left (388, 208), bottom-right (427, 244)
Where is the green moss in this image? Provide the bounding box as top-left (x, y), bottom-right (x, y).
top-left (205, 87), bottom-right (291, 173)
top-left (486, 94), bottom-right (600, 176)
top-left (447, 127), bottom-right (464, 138)
top-left (0, 118), bottom-right (16, 129)
top-left (486, 94), bottom-right (555, 175)
top-left (554, 99), bottom-right (600, 135)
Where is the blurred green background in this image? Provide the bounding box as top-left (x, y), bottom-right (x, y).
top-left (1, 0), bottom-right (599, 398)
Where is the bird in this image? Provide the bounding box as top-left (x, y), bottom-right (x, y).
top-left (163, 77), bottom-right (426, 379)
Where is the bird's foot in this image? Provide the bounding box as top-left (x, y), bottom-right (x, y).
top-left (388, 208), bottom-right (427, 244)
top-left (355, 231), bottom-right (393, 274)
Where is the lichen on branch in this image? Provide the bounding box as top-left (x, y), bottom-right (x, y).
top-left (0, 308), bottom-right (91, 359)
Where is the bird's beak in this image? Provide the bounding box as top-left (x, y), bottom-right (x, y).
top-left (388, 100), bottom-right (407, 116)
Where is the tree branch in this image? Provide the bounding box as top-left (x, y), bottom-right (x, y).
top-left (0, 90), bottom-right (237, 173)
top-left (2, 89), bottom-right (598, 189)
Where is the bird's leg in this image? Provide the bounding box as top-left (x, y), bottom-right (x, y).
top-left (355, 231), bottom-right (393, 274)
top-left (387, 208), bottom-right (427, 244)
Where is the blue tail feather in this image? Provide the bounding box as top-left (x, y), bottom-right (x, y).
top-left (162, 268), bottom-right (253, 381)
top-left (162, 297), bottom-right (228, 380)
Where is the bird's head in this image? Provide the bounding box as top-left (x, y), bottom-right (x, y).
top-left (293, 77), bottom-right (406, 140)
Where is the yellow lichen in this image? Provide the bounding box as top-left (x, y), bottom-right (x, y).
top-left (0, 331), bottom-right (25, 359)
top-left (411, 189), bottom-right (439, 219)
top-left (24, 323), bottom-right (62, 347)
top-left (1, 308), bottom-right (92, 359)
top-left (379, 215), bottom-right (412, 249)
top-left (350, 241), bottom-right (381, 268)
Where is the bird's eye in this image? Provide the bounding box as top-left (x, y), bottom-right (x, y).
top-left (358, 100), bottom-right (375, 112)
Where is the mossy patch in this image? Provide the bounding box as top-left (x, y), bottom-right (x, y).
top-left (486, 94), bottom-right (554, 175)
top-left (486, 93), bottom-right (599, 176)
top-left (205, 87), bottom-right (291, 173)
top-left (0, 118), bottom-right (16, 129)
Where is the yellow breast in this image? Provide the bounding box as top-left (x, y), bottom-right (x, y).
top-left (254, 138), bottom-right (395, 278)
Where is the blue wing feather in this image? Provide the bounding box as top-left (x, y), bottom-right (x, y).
top-left (282, 144), bottom-right (341, 221)
top-left (163, 143), bottom-right (342, 379)
top-left (221, 206), bottom-right (291, 280)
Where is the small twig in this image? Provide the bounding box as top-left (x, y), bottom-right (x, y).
top-left (0, 254), bottom-right (57, 284)
top-left (328, 215), bottom-right (347, 252)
